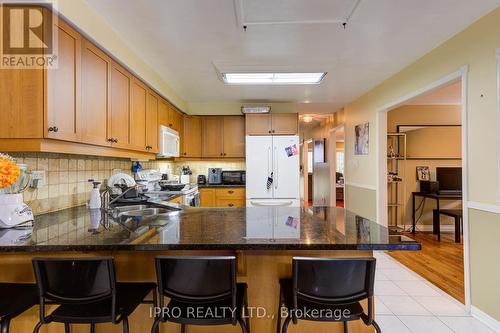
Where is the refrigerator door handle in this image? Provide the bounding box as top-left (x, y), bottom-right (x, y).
top-left (250, 200), bottom-right (293, 207)
top-left (274, 147), bottom-right (278, 189)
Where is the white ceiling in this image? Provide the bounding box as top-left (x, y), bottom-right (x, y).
top-left (86, 0), bottom-right (499, 112)
top-left (406, 80), bottom-right (461, 105)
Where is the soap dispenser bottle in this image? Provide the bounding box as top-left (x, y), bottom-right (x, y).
top-left (88, 179), bottom-right (102, 209)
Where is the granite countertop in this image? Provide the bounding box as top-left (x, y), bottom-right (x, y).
top-left (0, 206), bottom-right (420, 252)
top-left (197, 184), bottom-right (246, 188)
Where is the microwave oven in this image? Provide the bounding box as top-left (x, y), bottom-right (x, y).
top-left (222, 171), bottom-right (246, 185)
top-left (158, 125), bottom-right (180, 158)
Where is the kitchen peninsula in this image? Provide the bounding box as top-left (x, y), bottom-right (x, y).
top-left (0, 206), bottom-right (419, 333)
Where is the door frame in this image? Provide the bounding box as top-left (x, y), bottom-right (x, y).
top-left (375, 65), bottom-right (471, 311)
top-left (329, 124), bottom-right (345, 207)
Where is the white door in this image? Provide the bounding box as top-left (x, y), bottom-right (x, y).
top-left (246, 136), bottom-right (274, 199)
top-left (272, 136), bottom-right (300, 199)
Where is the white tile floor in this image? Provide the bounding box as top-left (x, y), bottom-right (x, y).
top-left (373, 251), bottom-right (496, 333)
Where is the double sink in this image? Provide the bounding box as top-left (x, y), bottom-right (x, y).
top-left (110, 204), bottom-right (180, 220)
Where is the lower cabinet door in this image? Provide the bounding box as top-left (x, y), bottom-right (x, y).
top-left (215, 198), bottom-right (245, 208)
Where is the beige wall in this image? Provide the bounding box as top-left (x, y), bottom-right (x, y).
top-left (343, 7), bottom-right (500, 320)
top-left (56, 0), bottom-right (186, 111)
top-left (387, 105), bottom-right (462, 227)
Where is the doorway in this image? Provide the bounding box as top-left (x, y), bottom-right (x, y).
top-left (375, 66), bottom-right (470, 308)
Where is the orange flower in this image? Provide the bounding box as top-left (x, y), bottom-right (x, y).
top-left (0, 156), bottom-right (20, 189)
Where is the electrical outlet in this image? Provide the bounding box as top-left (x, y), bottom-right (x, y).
top-left (30, 170), bottom-right (46, 188)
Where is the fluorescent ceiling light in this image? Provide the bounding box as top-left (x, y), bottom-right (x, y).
top-left (223, 72), bottom-right (326, 85)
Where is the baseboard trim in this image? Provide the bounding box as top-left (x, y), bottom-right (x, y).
top-left (344, 182), bottom-right (377, 191)
top-left (468, 201), bottom-right (500, 214)
top-left (471, 306), bottom-right (500, 332)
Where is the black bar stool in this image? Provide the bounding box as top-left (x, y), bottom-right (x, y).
top-left (151, 256), bottom-right (250, 333)
top-left (0, 283), bottom-right (37, 333)
top-left (32, 257), bottom-right (157, 333)
top-left (277, 257), bottom-right (381, 333)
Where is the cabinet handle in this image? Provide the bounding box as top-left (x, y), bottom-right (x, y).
top-left (228, 190), bottom-right (234, 194)
top-left (48, 126), bottom-right (58, 132)
top-left (268, 130), bottom-right (272, 133)
top-left (220, 153), bottom-right (223, 156)
top-left (107, 138), bottom-right (114, 142)
top-left (169, 123), bottom-right (173, 127)
top-left (223, 153), bottom-right (227, 156)
top-left (113, 138), bottom-right (118, 143)
top-left (272, 130), bottom-right (275, 133)
top-left (228, 203), bottom-right (234, 207)
top-left (183, 152), bottom-right (187, 155)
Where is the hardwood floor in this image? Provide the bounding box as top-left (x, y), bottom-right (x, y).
top-left (387, 231), bottom-right (464, 303)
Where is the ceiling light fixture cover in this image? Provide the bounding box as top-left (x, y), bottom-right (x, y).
top-left (223, 72), bottom-right (326, 85)
top-left (302, 116), bottom-right (313, 123)
top-left (241, 106), bottom-right (271, 114)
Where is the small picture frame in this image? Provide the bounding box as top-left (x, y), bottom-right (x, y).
top-left (416, 166), bottom-right (430, 181)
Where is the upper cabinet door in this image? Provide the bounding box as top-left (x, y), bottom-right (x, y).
top-left (271, 113), bottom-right (298, 135)
top-left (81, 40), bottom-right (110, 147)
top-left (182, 115), bottom-right (202, 158)
top-left (202, 117), bottom-right (223, 158)
top-left (168, 106), bottom-right (183, 133)
top-left (130, 79), bottom-right (147, 151)
top-left (109, 61), bottom-right (131, 148)
top-left (146, 92), bottom-right (159, 152)
top-left (223, 116), bottom-right (245, 158)
top-left (158, 99), bottom-right (169, 128)
top-left (245, 114), bottom-right (272, 135)
top-left (46, 19), bottom-right (82, 142)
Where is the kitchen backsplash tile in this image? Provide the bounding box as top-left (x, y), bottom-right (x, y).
top-left (10, 153), bottom-right (244, 216)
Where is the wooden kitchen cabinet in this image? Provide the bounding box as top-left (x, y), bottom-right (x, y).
top-left (81, 40), bottom-right (111, 147)
top-left (245, 113), bottom-right (298, 135)
top-left (245, 114), bottom-right (272, 135)
top-left (199, 188), bottom-right (215, 207)
top-left (272, 113), bottom-right (298, 135)
top-left (202, 117), bottom-right (224, 158)
top-left (46, 19), bottom-right (82, 142)
top-left (168, 106), bottom-right (183, 133)
top-left (182, 115), bottom-right (202, 157)
top-left (0, 68), bottom-right (44, 138)
top-left (202, 116), bottom-right (245, 158)
top-left (130, 79), bottom-right (148, 151)
top-left (109, 61), bottom-right (132, 149)
top-left (223, 116), bottom-right (245, 157)
top-left (200, 187), bottom-right (246, 207)
top-left (146, 92), bottom-right (159, 152)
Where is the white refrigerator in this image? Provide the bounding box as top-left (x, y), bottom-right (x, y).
top-left (246, 135), bottom-right (300, 207)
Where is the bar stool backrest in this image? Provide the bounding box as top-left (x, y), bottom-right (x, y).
top-left (155, 256), bottom-right (237, 309)
top-left (292, 257), bottom-right (376, 305)
top-left (32, 257), bottom-right (117, 321)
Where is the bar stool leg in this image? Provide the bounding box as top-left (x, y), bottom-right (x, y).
top-left (150, 318), bottom-right (161, 333)
top-left (237, 317), bottom-right (249, 333)
top-left (1, 317), bottom-right (10, 333)
top-left (372, 320), bottom-right (382, 333)
top-left (64, 323), bottom-right (70, 333)
top-left (90, 323), bottom-right (95, 333)
top-left (343, 321), bottom-right (348, 333)
top-left (281, 316), bottom-right (292, 333)
top-left (122, 317), bottom-right (129, 333)
top-left (32, 321), bottom-right (43, 333)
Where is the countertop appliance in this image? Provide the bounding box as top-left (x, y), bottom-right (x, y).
top-left (158, 125), bottom-right (180, 158)
top-left (197, 175), bottom-right (206, 185)
top-left (222, 171), bottom-right (246, 185)
top-left (246, 136), bottom-right (300, 207)
top-left (0, 163), bottom-right (33, 228)
top-left (208, 168), bottom-right (222, 185)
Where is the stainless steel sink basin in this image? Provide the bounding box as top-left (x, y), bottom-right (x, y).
top-left (118, 208), bottom-right (170, 218)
